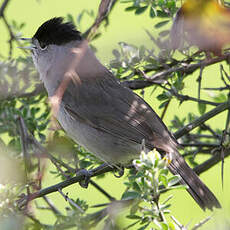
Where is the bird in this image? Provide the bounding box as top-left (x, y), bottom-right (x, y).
top-left (170, 0), bottom-right (230, 55)
top-left (25, 17), bottom-right (220, 210)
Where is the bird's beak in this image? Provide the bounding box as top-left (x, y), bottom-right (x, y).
top-left (18, 38), bottom-right (32, 41)
top-left (17, 38), bottom-right (36, 50)
top-left (17, 46), bottom-right (36, 50)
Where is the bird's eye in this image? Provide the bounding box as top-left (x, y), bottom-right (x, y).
top-left (39, 41), bottom-right (47, 50)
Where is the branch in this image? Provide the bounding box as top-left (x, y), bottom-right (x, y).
top-left (147, 53), bottom-right (230, 82)
top-left (121, 53), bottom-right (230, 91)
top-left (121, 80), bottom-right (154, 90)
top-left (83, 0), bottom-right (117, 41)
top-left (170, 90), bottom-right (220, 106)
top-left (17, 163), bottom-right (115, 208)
top-left (174, 101), bottom-right (230, 139)
top-left (0, 0), bottom-right (10, 17)
top-left (1, 14), bottom-right (28, 57)
top-left (194, 147), bottom-right (230, 175)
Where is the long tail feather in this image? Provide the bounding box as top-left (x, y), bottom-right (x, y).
top-left (168, 151), bottom-right (221, 210)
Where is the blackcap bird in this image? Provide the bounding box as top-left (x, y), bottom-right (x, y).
top-left (26, 17), bottom-right (220, 210)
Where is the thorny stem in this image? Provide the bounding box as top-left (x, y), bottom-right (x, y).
top-left (174, 101), bottom-right (230, 139)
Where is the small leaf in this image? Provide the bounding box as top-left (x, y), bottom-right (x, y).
top-left (126, 214), bottom-right (141, 220)
top-left (156, 10), bottom-right (169, 17)
top-left (159, 100), bottom-right (169, 109)
top-left (168, 185), bottom-right (188, 190)
top-left (125, 6), bottom-right (138, 11)
top-left (150, 7), bottom-right (156, 18)
top-left (198, 103), bottom-right (206, 115)
top-left (168, 175), bottom-right (181, 187)
top-left (135, 6), bottom-right (148, 15)
top-left (159, 174), bottom-right (168, 187)
top-left (159, 30), bottom-right (169, 37)
top-left (157, 93), bottom-right (169, 101)
top-left (210, 93), bottom-right (227, 103)
top-left (122, 191), bottom-right (140, 200)
top-left (155, 20), bottom-right (169, 29)
top-left (160, 222), bottom-right (169, 230)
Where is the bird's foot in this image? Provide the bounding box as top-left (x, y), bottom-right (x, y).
top-left (113, 165), bottom-right (124, 178)
top-left (77, 168), bottom-right (92, 188)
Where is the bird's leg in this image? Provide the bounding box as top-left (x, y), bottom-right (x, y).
top-left (113, 165), bottom-right (124, 178)
top-left (77, 163), bottom-right (115, 188)
top-left (76, 168), bottom-right (93, 188)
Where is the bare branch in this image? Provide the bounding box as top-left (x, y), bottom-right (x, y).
top-left (147, 53), bottom-right (230, 82)
top-left (83, 0), bottom-right (117, 40)
top-left (58, 188), bottom-right (84, 213)
top-left (194, 147), bottom-right (230, 175)
top-left (174, 101), bottom-right (230, 139)
top-left (0, 0), bottom-right (10, 17)
top-left (191, 215), bottom-right (212, 230)
top-left (17, 163), bottom-right (115, 209)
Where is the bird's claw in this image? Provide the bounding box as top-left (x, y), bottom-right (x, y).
top-left (113, 166), bottom-right (124, 178)
top-left (77, 168), bottom-right (92, 188)
top-left (16, 193), bottom-right (29, 210)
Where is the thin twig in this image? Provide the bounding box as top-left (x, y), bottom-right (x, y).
top-left (161, 99), bottom-right (171, 120)
top-left (194, 147), bottom-right (230, 175)
top-left (196, 65), bottom-right (204, 99)
top-left (83, 0), bottom-right (117, 40)
top-left (181, 143), bottom-right (219, 148)
top-left (174, 101), bottom-right (230, 139)
top-left (89, 179), bottom-right (116, 201)
top-left (170, 89), bottom-right (220, 106)
top-left (58, 189), bottom-right (84, 213)
top-left (191, 215), bottom-right (212, 230)
top-left (17, 117), bottom-right (31, 195)
top-left (171, 215), bottom-right (186, 230)
top-left (43, 196), bottom-right (62, 215)
top-left (17, 163), bottom-right (115, 208)
top-left (148, 54), bottom-right (230, 82)
top-left (0, 0), bottom-right (10, 17)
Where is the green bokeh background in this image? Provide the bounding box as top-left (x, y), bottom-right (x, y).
top-left (1, 0), bottom-right (229, 229)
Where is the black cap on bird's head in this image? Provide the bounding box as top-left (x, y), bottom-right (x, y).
top-left (32, 17), bottom-right (82, 47)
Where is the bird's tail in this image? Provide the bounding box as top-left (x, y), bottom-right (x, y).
top-left (168, 150), bottom-right (221, 210)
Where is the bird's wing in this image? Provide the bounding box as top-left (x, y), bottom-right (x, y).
top-left (61, 72), bottom-right (178, 152)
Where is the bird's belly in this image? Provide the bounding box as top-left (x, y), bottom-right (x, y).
top-left (57, 107), bottom-right (141, 165)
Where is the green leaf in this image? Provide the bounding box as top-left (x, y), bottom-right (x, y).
top-left (159, 168), bottom-right (168, 176)
top-left (125, 6), bottom-right (138, 11)
top-left (159, 174), bottom-right (168, 187)
top-left (168, 221), bottom-right (176, 230)
top-left (167, 185), bottom-right (188, 190)
top-left (211, 93), bottom-right (227, 103)
top-left (126, 214), bottom-right (141, 220)
top-left (198, 103), bottom-right (206, 115)
top-left (154, 20), bottom-right (169, 29)
top-left (157, 93), bottom-right (169, 101)
top-left (159, 30), bottom-right (169, 37)
top-left (135, 6), bottom-right (148, 15)
top-left (168, 175), bottom-right (181, 187)
top-left (156, 10), bottom-right (169, 18)
top-left (160, 222), bottom-right (169, 230)
top-left (150, 7), bottom-right (156, 18)
top-left (121, 191), bottom-right (140, 200)
top-left (159, 100), bottom-right (169, 109)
